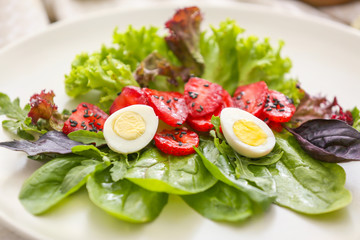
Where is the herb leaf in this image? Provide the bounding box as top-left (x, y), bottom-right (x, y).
top-left (285, 119), bottom-right (360, 162)
top-left (0, 131), bottom-right (83, 155)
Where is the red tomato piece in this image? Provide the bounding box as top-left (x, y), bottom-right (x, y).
top-left (109, 86), bottom-right (148, 115)
top-left (262, 90), bottom-right (296, 123)
top-left (154, 128), bottom-right (199, 156)
top-left (232, 81), bottom-right (268, 117)
top-left (187, 89), bottom-right (233, 132)
top-left (143, 88), bottom-right (188, 127)
top-left (184, 77), bottom-right (223, 118)
top-left (62, 103), bottom-right (108, 135)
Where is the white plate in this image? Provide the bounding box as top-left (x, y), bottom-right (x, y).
top-left (1, 2), bottom-right (360, 240)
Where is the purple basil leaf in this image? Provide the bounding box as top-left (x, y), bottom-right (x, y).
top-left (0, 131), bottom-right (83, 155)
top-left (285, 119), bottom-right (360, 163)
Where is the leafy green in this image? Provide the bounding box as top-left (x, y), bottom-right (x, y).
top-left (181, 181), bottom-right (253, 222)
top-left (61, 160), bottom-right (106, 193)
top-left (87, 168), bottom-right (168, 223)
top-left (0, 131), bottom-right (82, 155)
top-left (67, 130), bottom-right (106, 146)
top-left (65, 53), bottom-right (139, 111)
top-left (110, 160), bottom-right (128, 182)
top-left (200, 20), bottom-right (302, 104)
top-left (352, 107), bottom-right (360, 131)
top-left (125, 146), bottom-right (217, 195)
top-left (19, 156), bottom-right (87, 214)
top-left (71, 145), bottom-right (105, 160)
top-left (0, 93), bottom-right (46, 140)
top-left (195, 138), bottom-right (274, 212)
top-left (271, 134), bottom-right (352, 214)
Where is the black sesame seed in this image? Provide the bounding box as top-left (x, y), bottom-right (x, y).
top-left (83, 126), bottom-right (87, 130)
top-left (96, 115), bottom-right (101, 119)
top-left (271, 105), bottom-right (276, 108)
top-left (236, 95), bottom-right (241, 100)
top-left (94, 113), bottom-right (98, 118)
top-left (117, 91), bottom-right (122, 96)
top-left (175, 132), bottom-right (179, 135)
top-left (83, 114), bottom-right (90, 118)
top-left (168, 107), bottom-right (171, 110)
top-left (173, 97), bottom-right (178, 101)
top-left (82, 104), bottom-right (88, 108)
top-left (179, 134), bottom-right (183, 138)
top-left (72, 109), bottom-right (77, 113)
top-left (204, 84), bottom-right (209, 87)
top-left (191, 102), bottom-right (195, 107)
top-left (246, 100), bottom-right (251, 104)
top-left (177, 122), bottom-right (182, 126)
top-left (166, 99), bottom-right (171, 104)
top-left (263, 118), bottom-right (269, 122)
top-left (245, 105), bottom-right (249, 109)
top-left (97, 123), bottom-right (101, 126)
top-left (279, 103), bottom-right (284, 108)
top-left (240, 91), bottom-right (245, 96)
top-left (264, 104), bottom-right (269, 108)
top-left (70, 123), bottom-right (77, 127)
top-left (279, 109), bottom-right (285, 112)
top-left (154, 95), bottom-right (159, 99)
top-left (266, 108), bottom-right (272, 111)
top-left (196, 109), bottom-right (202, 112)
top-left (178, 142), bottom-right (183, 146)
top-left (200, 105), bottom-right (203, 110)
top-left (181, 131), bottom-right (187, 135)
top-left (257, 102), bottom-right (263, 106)
top-left (160, 96), bottom-right (164, 100)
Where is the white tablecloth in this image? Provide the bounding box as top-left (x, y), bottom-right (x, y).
top-left (0, 0), bottom-right (359, 239)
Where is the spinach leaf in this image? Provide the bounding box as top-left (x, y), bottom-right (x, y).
top-left (68, 130), bottom-right (106, 147)
top-left (0, 131), bottom-right (83, 155)
top-left (61, 160), bottom-right (107, 193)
top-left (271, 134), bottom-right (352, 214)
top-left (181, 181), bottom-right (253, 222)
top-left (71, 145), bottom-right (105, 160)
top-left (87, 168), bottom-right (168, 223)
top-left (110, 160), bottom-right (128, 182)
top-left (195, 139), bottom-right (274, 211)
top-left (19, 156), bottom-right (88, 214)
top-left (125, 146), bottom-right (217, 195)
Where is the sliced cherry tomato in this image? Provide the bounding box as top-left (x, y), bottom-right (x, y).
top-left (109, 86), bottom-right (148, 115)
top-left (232, 81), bottom-right (268, 117)
top-left (184, 77), bottom-right (223, 118)
top-left (62, 103), bottom-right (108, 135)
top-left (143, 88), bottom-right (188, 127)
top-left (262, 90), bottom-right (296, 123)
top-left (154, 128), bottom-right (199, 156)
top-left (187, 89), bottom-right (233, 132)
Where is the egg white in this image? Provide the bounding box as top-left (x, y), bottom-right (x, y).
top-left (103, 104), bottom-right (158, 154)
top-left (220, 107), bottom-right (275, 158)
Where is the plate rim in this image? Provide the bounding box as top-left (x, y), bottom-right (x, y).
top-left (1, 2), bottom-right (360, 239)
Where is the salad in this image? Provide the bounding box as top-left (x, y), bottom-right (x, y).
top-left (0, 6), bottom-right (359, 224)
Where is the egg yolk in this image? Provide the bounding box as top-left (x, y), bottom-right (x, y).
top-left (233, 119), bottom-right (267, 146)
top-left (113, 111), bottom-right (146, 140)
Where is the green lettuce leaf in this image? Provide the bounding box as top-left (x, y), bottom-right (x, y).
top-left (200, 20), bottom-right (303, 104)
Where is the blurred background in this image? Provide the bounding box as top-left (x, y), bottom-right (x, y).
top-left (1, 0), bottom-right (360, 49)
top-left (0, 0), bottom-right (360, 239)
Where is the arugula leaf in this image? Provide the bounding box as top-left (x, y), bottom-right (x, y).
top-left (271, 134), bottom-right (352, 214)
top-left (87, 167), bottom-right (168, 223)
top-left (125, 146), bottom-right (217, 195)
top-left (19, 156), bottom-right (87, 214)
top-left (0, 131), bottom-right (82, 155)
top-left (67, 130), bottom-right (106, 147)
top-left (181, 181), bottom-right (253, 222)
top-left (0, 93), bottom-right (46, 140)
